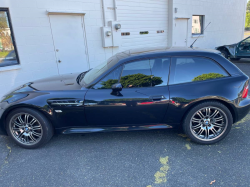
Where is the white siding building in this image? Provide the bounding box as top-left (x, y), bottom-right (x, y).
top-left (0, 0), bottom-right (247, 97)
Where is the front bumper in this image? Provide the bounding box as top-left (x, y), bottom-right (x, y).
top-left (0, 108), bottom-right (6, 135)
top-left (0, 103), bottom-right (7, 135)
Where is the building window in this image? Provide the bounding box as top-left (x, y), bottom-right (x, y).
top-left (140, 31), bottom-right (149, 35)
top-left (121, 32), bottom-right (130, 36)
top-left (0, 8), bottom-right (19, 68)
top-left (192, 15), bottom-right (204, 35)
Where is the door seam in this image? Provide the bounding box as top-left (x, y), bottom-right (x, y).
top-left (48, 15), bottom-right (60, 75)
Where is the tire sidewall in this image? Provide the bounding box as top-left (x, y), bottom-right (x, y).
top-left (183, 102), bottom-right (233, 144)
top-left (220, 50), bottom-right (229, 59)
top-left (6, 108), bottom-right (53, 149)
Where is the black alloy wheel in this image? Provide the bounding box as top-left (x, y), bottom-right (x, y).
top-left (6, 108), bottom-right (53, 149)
top-left (183, 101), bottom-right (233, 144)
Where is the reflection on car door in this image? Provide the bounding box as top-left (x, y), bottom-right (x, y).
top-left (84, 58), bottom-right (171, 126)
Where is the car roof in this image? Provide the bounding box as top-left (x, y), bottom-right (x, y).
top-left (115, 47), bottom-right (220, 60)
top-left (111, 46), bottom-right (244, 77)
top-left (87, 46), bottom-right (244, 87)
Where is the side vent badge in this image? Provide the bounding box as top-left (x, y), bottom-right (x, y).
top-left (55, 110), bottom-right (62, 113)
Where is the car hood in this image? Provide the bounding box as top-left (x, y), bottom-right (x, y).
top-left (31, 72), bottom-right (83, 91)
top-left (216, 43), bottom-right (238, 49)
top-left (13, 72), bottom-right (83, 93)
top-left (227, 43), bottom-right (238, 46)
top-left (226, 43), bottom-right (238, 48)
top-left (215, 42), bottom-right (239, 57)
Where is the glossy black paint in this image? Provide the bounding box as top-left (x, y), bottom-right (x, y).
top-left (61, 124), bottom-right (173, 134)
top-left (84, 86), bottom-right (169, 126)
top-left (1, 47), bottom-right (250, 135)
top-left (164, 75), bottom-right (249, 125)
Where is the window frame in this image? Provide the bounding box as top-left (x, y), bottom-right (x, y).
top-left (121, 57), bottom-right (171, 89)
top-left (117, 57), bottom-right (152, 89)
top-left (149, 57), bottom-right (171, 87)
top-left (169, 56), bottom-right (230, 86)
top-left (239, 37), bottom-right (250, 46)
top-left (92, 64), bottom-right (124, 89)
top-left (92, 56), bottom-right (172, 89)
top-left (0, 8), bottom-right (20, 68)
top-left (192, 15), bottom-right (205, 36)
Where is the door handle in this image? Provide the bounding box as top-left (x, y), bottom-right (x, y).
top-left (150, 95), bottom-right (165, 101)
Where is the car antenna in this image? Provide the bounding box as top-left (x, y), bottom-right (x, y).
top-left (190, 22), bottom-right (211, 48)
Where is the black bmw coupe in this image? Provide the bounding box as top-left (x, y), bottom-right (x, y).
top-left (1, 47), bottom-right (250, 149)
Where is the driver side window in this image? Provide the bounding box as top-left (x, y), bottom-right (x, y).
top-left (120, 59), bottom-right (152, 88)
top-left (93, 58), bottom-right (170, 89)
top-left (93, 66), bottom-right (123, 89)
top-left (242, 38), bottom-right (250, 44)
top-left (240, 37), bottom-right (250, 50)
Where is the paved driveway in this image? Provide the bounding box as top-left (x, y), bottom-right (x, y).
top-left (231, 58), bottom-right (250, 76)
top-left (1, 60), bottom-right (250, 187)
top-left (244, 31), bottom-right (250, 39)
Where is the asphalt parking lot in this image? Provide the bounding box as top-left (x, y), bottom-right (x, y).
top-left (1, 59), bottom-right (250, 187)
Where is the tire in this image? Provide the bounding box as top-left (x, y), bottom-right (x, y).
top-left (182, 101), bottom-right (233, 145)
top-left (220, 49), bottom-right (229, 59)
top-left (231, 58), bottom-right (241, 61)
top-left (6, 108), bottom-right (54, 149)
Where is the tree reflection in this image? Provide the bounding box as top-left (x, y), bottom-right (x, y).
top-left (99, 73), bottom-right (163, 89)
top-left (172, 97), bottom-right (194, 103)
top-left (100, 79), bottom-right (119, 89)
top-left (192, 73), bottom-right (225, 82)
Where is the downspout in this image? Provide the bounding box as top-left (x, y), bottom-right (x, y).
top-left (102, 0), bottom-right (106, 26)
top-left (242, 0), bottom-right (247, 39)
top-left (113, 0), bottom-right (118, 21)
top-left (167, 0), bottom-right (174, 47)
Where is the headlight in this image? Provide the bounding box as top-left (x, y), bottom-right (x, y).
top-left (1, 94), bottom-right (28, 103)
top-left (0, 96), bottom-right (5, 103)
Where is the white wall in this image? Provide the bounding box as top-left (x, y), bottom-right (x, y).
top-left (0, 0), bottom-right (247, 98)
top-left (172, 0), bottom-right (247, 49)
top-left (0, 0), bottom-right (170, 98)
top-left (0, 0), bottom-right (108, 98)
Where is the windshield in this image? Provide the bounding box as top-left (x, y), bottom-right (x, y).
top-left (81, 56), bottom-right (119, 86)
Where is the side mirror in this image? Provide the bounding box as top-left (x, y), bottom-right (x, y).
top-left (112, 83), bottom-right (122, 92)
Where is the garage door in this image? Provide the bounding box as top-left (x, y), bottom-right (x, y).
top-left (117, 0), bottom-right (169, 50)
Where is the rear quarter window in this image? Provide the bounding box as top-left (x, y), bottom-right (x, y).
top-left (170, 57), bottom-right (229, 85)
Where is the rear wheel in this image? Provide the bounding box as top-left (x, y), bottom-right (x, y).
top-left (6, 108), bottom-right (53, 149)
top-left (183, 102), bottom-right (233, 144)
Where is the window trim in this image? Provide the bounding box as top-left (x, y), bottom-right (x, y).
top-left (92, 64), bottom-right (124, 89)
top-left (192, 15), bottom-right (205, 36)
top-left (119, 58), bottom-right (151, 89)
top-left (149, 57), bottom-right (171, 87)
top-left (92, 56), bottom-right (172, 89)
top-left (0, 8), bottom-right (20, 68)
top-left (121, 57), bottom-right (171, 89)
top-left (169, 56), bottom-right (230, 86)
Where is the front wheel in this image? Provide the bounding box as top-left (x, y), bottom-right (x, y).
top-left (183, 102), bottom-right (233, 144)
top-left (220, 49), bottom-right (229, 59)
top-left (6, 108), bottom-right (53, 149)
